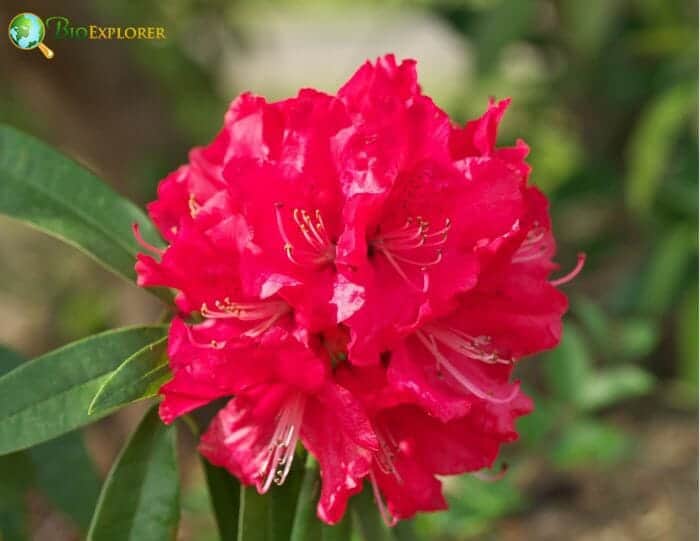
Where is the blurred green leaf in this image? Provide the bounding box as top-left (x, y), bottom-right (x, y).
top-left (516, 390), bottom-right (556, 447)
top-left (625, 83), bottom-right (697, 215)
top-left (561, 0), bottom-right (620, 56)
top-left (677, 284), bottom-right (699, 396)
top-left (572, 297), bottom-right (611, 355)
top-left (352, 483), bottom-right (395, 541)
top-left (238, 486), bottom-right (271, 541)
top-left (89, 337), bottom-right (169, 416)
top-left (551, 419), bottom-right (629, 468)
top-left (639, 226), bottom-right (696, 315)
top-left (579, 365), bottom-right (655, 411)
top-left (614, 318), bottom-right (660, 361)
top-left (0, 326), bottom-right (166, 455)
top-left (543, 323), bottom-right (592, 407)
top-left (87, 406), bottom-right (179, 541)
top-left (0, 452), bottom-right (34, 541)
top-left (30, 432), bottom-right (101, 530)
top-left (203, 461), bottom-right (240, 541)
top-left (290, 455), bottom-right (321, 541)
top-left (0, 125), bottom-right (167, 298)
top-left (0, 347), bottom-right (24, 378)
top-left (414, 475), bottom-right (522, 539)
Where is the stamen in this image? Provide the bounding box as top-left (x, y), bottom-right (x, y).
top-left (184, 323), bottom-right (225, 350)
top-left (200, 298), bottom-right (290, 336)
top-left (374, 426), bottom-right (402, 482)
top-left (424, 325), bottom-right (512, 365)
top-left (371, 217), bottom-right (449, 290)
top-left (257, 394), bottom-right (306, 493)
top-left (188, 194), bottom-right (200, 217)
top-left (550, 253), bottom-right (586, 287)
top-left (370, 471), bottom-right (398, 528)
top-left (275, 203), bottom-right (335, 267)
top-left (132, 223), bottom-right (165, 256)
top-left (415, 331), bottom-right (520, 404)
top-left (512, 223), bottom-right (547, 263)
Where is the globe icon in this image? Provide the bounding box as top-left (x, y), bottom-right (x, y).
top-left (8, 13), bottom-right (44, 49)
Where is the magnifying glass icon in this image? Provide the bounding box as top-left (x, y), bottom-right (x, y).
top-left (8, 12), bottom-right (54, 59)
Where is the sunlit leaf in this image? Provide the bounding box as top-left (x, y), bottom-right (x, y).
top-left (579, 365), bottom-right (655, 411)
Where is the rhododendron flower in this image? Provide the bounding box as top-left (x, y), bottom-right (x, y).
top-left (135, 54), bottom-right (582, 525)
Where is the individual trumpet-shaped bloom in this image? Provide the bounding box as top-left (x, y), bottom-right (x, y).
top-left (135, 53), bottom-right (581, 525)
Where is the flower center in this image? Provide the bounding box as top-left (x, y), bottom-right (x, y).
top-left (370, 216), bottom-right (450, 292)
top-left (200, 298), bottom-right (291, 338)
top-left (415, 326), bottom-right (519, 404)
top-left (257, 393), bottom-right (306, 493)
top-left (275, 203), bottom-right (336, 267)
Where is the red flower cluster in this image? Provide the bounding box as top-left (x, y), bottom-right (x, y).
top-left (135, 55), bottom-right (582, 525)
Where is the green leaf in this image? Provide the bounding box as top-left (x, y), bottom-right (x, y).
top-left (639, 226), bottom-right (696, 316)
top-left (572, 297), bottom-right (611, 356)
top-left (269, 455), bottom-right (304, 541)
top-left (677, 284), bottom-right (699, 396)
top-left (351, 483), bottom-right (395, 541)
top-left (579, 365), bottom-right (655, 411)
top-left (0, 326), bottom-right (166, 455)
top-left (203, 461), bottom-right (240, 541)
top-left (551, 419), bottom-right (629, 469)
top-left (89, 337), bottom-right (170, 416)
top-left (625, 83), bottom-right (697, 215)
top-left (543, 323), bottom-right (592, 407)
top-left (289, 455), bottom-right (321, 541)
top-left (237, 486), bottom-right (270, 541)
top-left (0, 125), bottom-right (166, 292)
top-left (0, 452), bottom-right (34, 541)
top-left (0, 346), bottom-right (24, 377)
top-left (30, 432), bottom-right (101, 530)
top-left (87, 406), bottom-right (179, 541)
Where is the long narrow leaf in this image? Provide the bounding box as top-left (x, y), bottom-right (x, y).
top-left (0, 326), bottom-right (166, 455)
top-left (89, 336), bottom-right (170, 416)
top-left (203, 461), bottom-right (240, 541)
top-left (289, 455), bottom-right (321, 541)
top-left (87, 406), bottom-right (179, 541)
top-left (0, 125), bottom-right (166, 295)
top-left (237, 486), bottom-right (270, 541)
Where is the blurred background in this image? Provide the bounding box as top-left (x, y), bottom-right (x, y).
top-left (0, 0), bottom-right (697, 540)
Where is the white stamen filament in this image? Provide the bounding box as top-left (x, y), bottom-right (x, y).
top-left (370, 470), bottom-right (398, 527)
top-left (371, 217), bottom-right (450, 292)
top-left (512, 224), bottom-right (547, 263)
top-left (415, 330), bottom-right (519, 404)
top-left (275, 203), bottom-right (335, 267)
top-left (200, 298), bottom-right (290, 337)
top-left (257, 394), bottom-right (306, 493)
top-left (423, 325), bottom-right (512, 365)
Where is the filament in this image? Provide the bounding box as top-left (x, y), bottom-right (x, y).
top-left (415, 331), bottom-right (519, 404)
top-left (257, 394), bottom-right (306, 493)
top-left (550, 253), bottom-right (586, 287)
